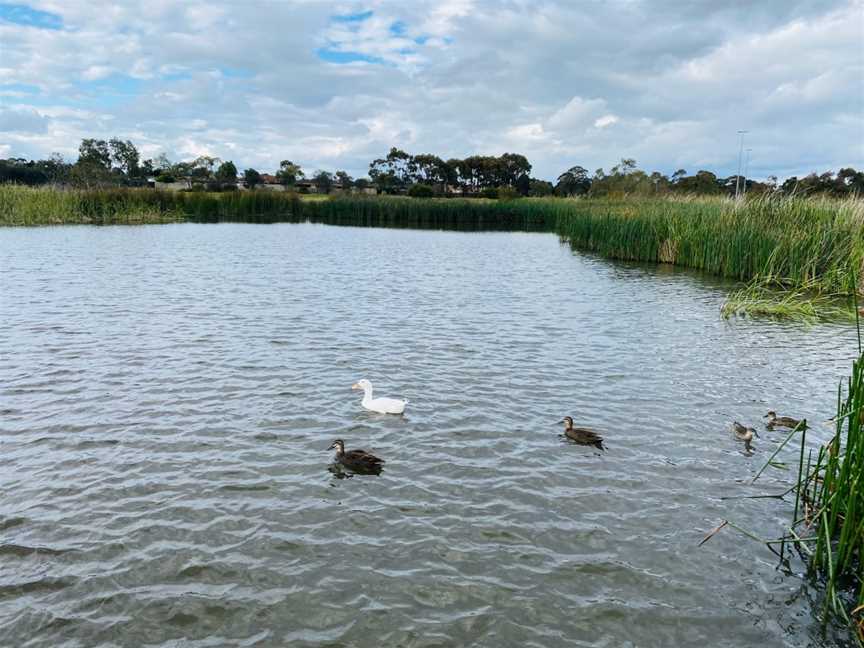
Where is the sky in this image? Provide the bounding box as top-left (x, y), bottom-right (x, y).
top-left (0, 0), bottom-right (862, 181)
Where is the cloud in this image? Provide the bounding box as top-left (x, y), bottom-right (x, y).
top-left (0, 0), bottom-right (860, 180)
top-left (0, 106), bottom-right (48, 133)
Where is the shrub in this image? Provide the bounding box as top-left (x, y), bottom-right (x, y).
top-left (480, 187), bottom-right (498, 199)
top-left (497, 186), bottom-right (520, 201)
top-left (408, 184), bottom-right (435, 198)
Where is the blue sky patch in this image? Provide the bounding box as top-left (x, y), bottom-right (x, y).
top-left (0, 3), bottom-right (62, 29)
top-left (389, 20), bottom-right (406, 36)
top-left (332, 10), bottom-right (373, 23)
top-left (316, 48), bottom-right (383, 65)
top-left (0, 82), bottom-right (40, 94)
top-left (220, 67), bottom-right (254, 79)
top-left (73, 74), bottom-right (142, 108)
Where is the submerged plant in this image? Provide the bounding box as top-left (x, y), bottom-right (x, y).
top-left (722, 276), bottom-right (857, 323)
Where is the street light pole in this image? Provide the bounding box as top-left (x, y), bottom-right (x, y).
top-left (742, 148), bottom-right (752, 198)
top-left (735, 130), bottom-right (748, 199)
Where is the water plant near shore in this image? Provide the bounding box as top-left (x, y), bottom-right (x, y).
top-left (786, 311), bottom-right (863, 642)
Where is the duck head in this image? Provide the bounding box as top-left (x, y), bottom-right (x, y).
top-left (352, 379), bottom-right (372, 391)
top-left (558, 416), bottom-right (574, 429)
top-left (328, 439), bottom-right (345, 454)
top-left (763, 411), bottom-right (777, 419)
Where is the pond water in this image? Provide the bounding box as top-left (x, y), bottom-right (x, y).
top-left (0, 223), bottom-right (858, 647)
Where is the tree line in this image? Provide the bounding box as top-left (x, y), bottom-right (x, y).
top-left (1, 138), bottom-right (862, 198)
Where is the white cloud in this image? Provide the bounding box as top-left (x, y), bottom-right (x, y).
top-left (0, 0), bottom-right (860, 181)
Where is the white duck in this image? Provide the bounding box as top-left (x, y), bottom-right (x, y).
top-left (352, 379), bottom-right (408, 414)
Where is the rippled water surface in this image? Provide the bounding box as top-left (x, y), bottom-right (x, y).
top-left (0, 223), bottom-right (859, 647)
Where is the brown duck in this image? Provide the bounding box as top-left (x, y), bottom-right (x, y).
top-left (559, 416), bottom-right (605, 450)
top-left (732, 421), bottom-right (759, 452)
top-left (764, 411), bottom-right (801, 430)
top-left (327, 439), bottom-right (384, 474)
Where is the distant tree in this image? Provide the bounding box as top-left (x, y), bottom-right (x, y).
top-left (276, 160), bottom-right (303, 186)
top-left (529, 178), bottom-right (554, 197)
top-left (78, 138), bottom-right (111, 169)
top-left (42, 152), bottom-right (70, 184)
top-left (408, 184), bottom-right (434, 198)
top-left (184, 156), bottom-right (220, 184)
top-left (244, 168), bottom-right (261, 189)
top-left (499, 152), bottom-right (532, 188)
top-left (837, 167), bottom-right (864, 195)
top-left (0, 158), bottom-right (48, 185)
top-left (312, 170), bottom-right (333, 193)
top-left (140, 158), bottom-right (155, 177)
top-left (108, 138), bottom-right (140, 177)
top-left (369, 148), bottom-right (414, 193)
top-left (649, 171), bottom-right (671, 194)
top-left (154, 153), bottom-right (172, 172)
top-left (216, 160), bottom-right (238, 183)
top-left (334, 170), bottom-right (353, 190)
top-left (555, 165), bottom-right (591, 196)
top-left (674, 170), bottom-right (722, 195)
top-left (412, 153), bottom-right (450, 185)
top-left (73, 139), bottom-right (115, 187)
top-left (353, 177), bottom-right (372, 192)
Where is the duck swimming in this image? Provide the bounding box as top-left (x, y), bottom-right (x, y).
top-left (327, 439), bottom-right (384, 474)
top-left (352, 379), bottom-right (408, 415)
top-left (764, 411), bottom-right (801, 430)
top-left (732, 421), bottom-right (759, 452)
top-left (559, 416), bottom-right (605, 450)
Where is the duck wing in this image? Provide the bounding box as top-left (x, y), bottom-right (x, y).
top-left (566, 427), bottom-right (605, 450)
top-left (343, 449), bottom-right (385, 466)
top-left (366, 397), bottom-right (407, 414)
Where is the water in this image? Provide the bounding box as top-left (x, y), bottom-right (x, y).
top-left (0, 223), bottom-right (858, 647)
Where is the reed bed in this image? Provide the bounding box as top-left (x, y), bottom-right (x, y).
top-left (0, 185), bottom-right (302, 226)
top-left (721, 277), bottom-right (858, 323)
top-left (552, 194), bottom-right (864, 296)
top-left (784, 318), bottom-right (864, 641)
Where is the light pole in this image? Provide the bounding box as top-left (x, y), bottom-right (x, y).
top-left (735, 130), bottom-right (748, 199)
top-left (742, 148), bottom-right (752, 198)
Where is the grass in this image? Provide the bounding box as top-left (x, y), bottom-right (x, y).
top-left (721, 277), bottom-right (858, 323)
top-left (785, 315), bottom-right (864, 642)
top-left (551, 194), bottom-right (864, 297)
top-left (0, 185), bottom-right (302, 225)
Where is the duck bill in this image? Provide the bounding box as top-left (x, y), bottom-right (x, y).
top-left (351, 383), bottom-right (360, 390)
top-left (327, 442), bottom-right (336, 450)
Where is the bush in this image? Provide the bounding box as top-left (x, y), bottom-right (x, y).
top-left (497, 186), bottom-right (520, 201)
top-left (480, 187), bottom-right (498, 199)
top-left (155, 174), bottom-right (176, 183)
top-left (408, 184), bottom-right (435, 198)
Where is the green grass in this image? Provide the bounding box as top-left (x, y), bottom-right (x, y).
top-left (721, 277), bottom-right (858, 323)
top-left (0, 185), bottom-right (302, 225)
top-left (786, 315), bottom-right (864, 642)
top-left (550, 194), bottom-right (864, 297)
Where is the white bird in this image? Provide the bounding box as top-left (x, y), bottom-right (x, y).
top-left (352, 379), bottom-right (408, 414)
